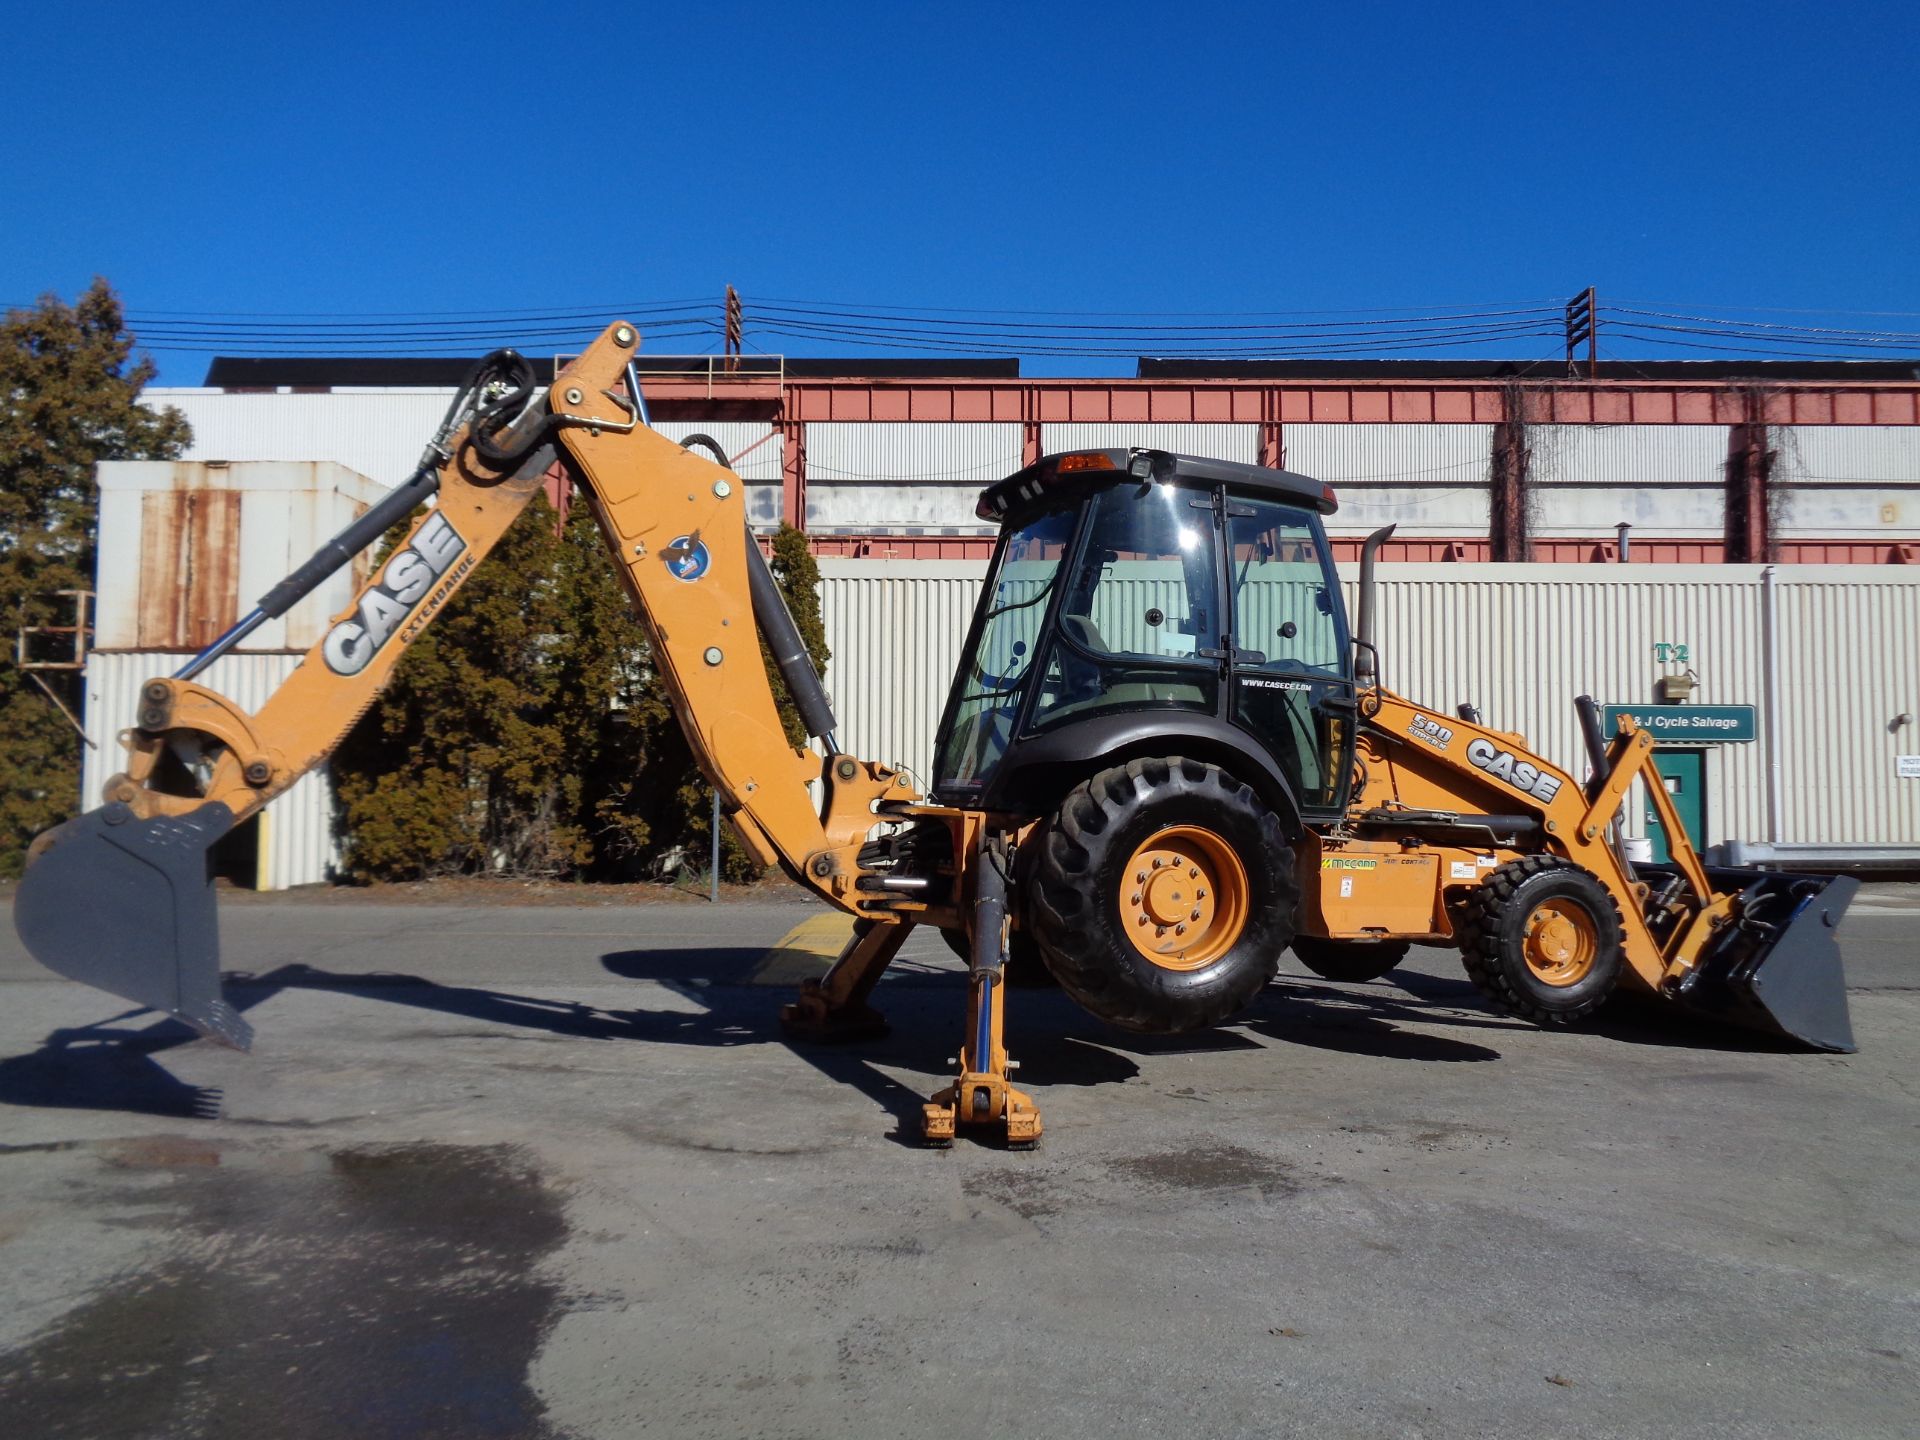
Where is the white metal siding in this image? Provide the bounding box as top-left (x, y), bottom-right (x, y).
top-left (147, 388), bottom-right (453, 489)
top-left (1041, 423), bottom-right (1257, 464)
top-left (1779, 425), bottom-right (1920, 482)
top-left (646, 420), bottom-right (785, 530)
top-left (1285, 424), bottom-right (1492, 538)
top-left (821, 559), bottom-right (1918, 850)
top-left (1774, 426), bottom-right (1920, 538)
top-left (83, 652), bottom-right (336, 890)
top-left (817, 560), bottom-right (989, 781)
top-left (1529, 425), bottom-right (1729, 538)
top-left (804, 423), bottom-right (1019, 532)
top-left (1773, 573), bottom-right (1920, 844)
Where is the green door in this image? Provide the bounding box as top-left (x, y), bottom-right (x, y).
top-left (1645, 749), bottom-right (1707, 863)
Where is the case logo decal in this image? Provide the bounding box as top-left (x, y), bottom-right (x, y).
top-left (1466, 737), bottom-right (1564, 802)
top-left (323, 512), bottom-right (468, 676)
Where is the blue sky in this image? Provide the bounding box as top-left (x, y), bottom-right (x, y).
top-left (4, 1), bottom-right (1916, 381)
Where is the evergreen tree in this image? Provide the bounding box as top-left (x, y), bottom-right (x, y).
top-left (0, 281), bottom-right (188, 875)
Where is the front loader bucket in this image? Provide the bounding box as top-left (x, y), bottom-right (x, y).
top-left (12, 801), bottom-right (251, 1049)
top-left (1652, 866), bottom-right (1859, 1053)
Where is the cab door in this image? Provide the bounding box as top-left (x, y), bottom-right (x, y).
top-left (1224, 496), bottom-right (1355, 817)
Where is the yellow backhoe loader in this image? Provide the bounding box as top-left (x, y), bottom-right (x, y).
top-left (13, 323), bottom-right (1858, 1146)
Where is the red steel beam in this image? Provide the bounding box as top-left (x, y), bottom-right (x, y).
top-left (643, 376), bottom-right (1920, 427)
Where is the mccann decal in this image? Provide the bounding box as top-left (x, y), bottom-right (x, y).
top-left (1465, 737), bottom-right (1564, 803)
top-left (322, 512), bottom-right (468, 676)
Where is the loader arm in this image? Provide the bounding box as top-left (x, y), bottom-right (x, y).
top-left (14, 323), bottom-right (917, 1045)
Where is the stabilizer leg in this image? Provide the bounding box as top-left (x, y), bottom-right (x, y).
top-left (780, 917), bottom-right (910, 1043)
top-left (922, 837), bottom-right (1042, 1148)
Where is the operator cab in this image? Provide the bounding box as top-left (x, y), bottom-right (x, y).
top-left (932, 448), bottom-right (1354, 825)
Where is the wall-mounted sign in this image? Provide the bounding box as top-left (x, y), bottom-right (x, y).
top-left (1652, 642), bottom-right (1691, 664)
top-left (1601, 704), bottom-right (1757, 744)
top-left (1898, 755), bottom-right (1920, 780)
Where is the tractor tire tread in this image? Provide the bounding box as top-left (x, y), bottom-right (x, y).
top-left (1029, 757), bottom-right (1295, 1033)
top-left (1456, 854), bottom-right (1625, 1026)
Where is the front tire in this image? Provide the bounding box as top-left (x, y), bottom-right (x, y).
top-left (1456, 855), bottom-right (1625, 1025)
top-left (1029, 757), bottom-right (1297, 1033)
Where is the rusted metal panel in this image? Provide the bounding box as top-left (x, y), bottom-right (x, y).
top-left (136, 487), bottom-right (241, 649)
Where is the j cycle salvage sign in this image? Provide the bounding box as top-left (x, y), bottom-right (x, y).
top-left (1600, 704), bottom-right (1757, 744)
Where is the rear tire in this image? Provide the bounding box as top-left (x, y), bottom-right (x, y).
top-left (1291, 935), bottom-right (1410, 984)
top-left (1456, 855), bottom-right (1625, 1025)
top-left (1029, 757), bottom-right (1297, 1033)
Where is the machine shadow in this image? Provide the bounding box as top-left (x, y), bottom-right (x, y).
top-left (2, 947), bottom-right (1793, 1129)
top-left (0, 1008), bottom-right (224, 1119)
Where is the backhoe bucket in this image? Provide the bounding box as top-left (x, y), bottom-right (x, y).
top-left (1654, 866), bottom-right (1859, 1053)
top-left (12, 801), bottom-right (251, 1049)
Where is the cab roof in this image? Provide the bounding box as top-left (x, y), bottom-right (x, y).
top-left (977, 448), bottom-right (1337, 523)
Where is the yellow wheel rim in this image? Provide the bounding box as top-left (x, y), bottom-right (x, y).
top-left (1521, 899), bottom-right (1599, 986)
top-left (1117, 825), bottom-right (1250, 972)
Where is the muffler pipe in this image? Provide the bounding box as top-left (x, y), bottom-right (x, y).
top-left (1575, 694), bottom-right (1612, 801)
top-left (1354, 524), bottom-right (1396, 690)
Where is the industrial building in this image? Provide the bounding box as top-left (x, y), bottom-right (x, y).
top-left (75, 353), bottom-right (1920, 886)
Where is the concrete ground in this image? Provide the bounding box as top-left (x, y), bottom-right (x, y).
top-left (0, 886), bottom-right (1915, 1439)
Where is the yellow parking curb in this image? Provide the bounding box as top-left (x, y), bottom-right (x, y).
top-left (748, 911), bottom-right (855, 986)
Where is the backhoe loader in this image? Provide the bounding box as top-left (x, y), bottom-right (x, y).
top-left (13, 322), bottom-right (1858, 1146)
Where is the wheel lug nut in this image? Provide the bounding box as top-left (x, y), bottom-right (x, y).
top-left (1195, 888), bottom-right (1207, 899)
top-left (1130, 892), bottom-right (1142, 904)
top-left (1135, 871), bottom-right (1147, 884)
top-left (1137, 914), bottom-right (1149, 926)
top-left (1190, 909), bottom-right (1201, 921)
top-left (1176, 923), bottom-right (1187, 935)
top-left (1152, 857), bottom-right (1163, 869)
top-left (1189, 866), bottom-right (1199, 878)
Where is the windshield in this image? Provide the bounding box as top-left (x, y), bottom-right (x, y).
top-left (933, 506), bottom-right (1077, 788)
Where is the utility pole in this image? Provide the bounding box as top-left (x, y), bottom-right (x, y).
top-left (724, 285), bottom-right (743, 374)
top-left (1564, 287), bottom-right (1597, 380)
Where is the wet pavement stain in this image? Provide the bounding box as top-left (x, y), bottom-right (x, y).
top-left (1108, 1140), bottom-right (1308, 1197)
top-left (0, 1141), bottom-right (569, 1440)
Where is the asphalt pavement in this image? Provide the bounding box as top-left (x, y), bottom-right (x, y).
top-left (0, 889), bottom-right (1916, 1439)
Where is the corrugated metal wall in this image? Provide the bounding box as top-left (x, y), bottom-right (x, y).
top-left (1284, 424), bottom-right (1493, 538)
top-left (84, 652), bottom-right (336, 890)
top-left (148, 388), bottom-right (453, 489)
top-left (1775, 426), bottom-right (1919, 538)
top-left (1529, 425), bottom-right (1729, 538)
top-left (1773, 572), bottom-right (1920, 843)
top-left (804, 422), bottom-right (1019, 532)
top-left (818, 559), bottom-right (1920, 849)
top-left (1041, 423), bottom-right (1257, 463)
top-left (818, 560), bottom-right (989, 781)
